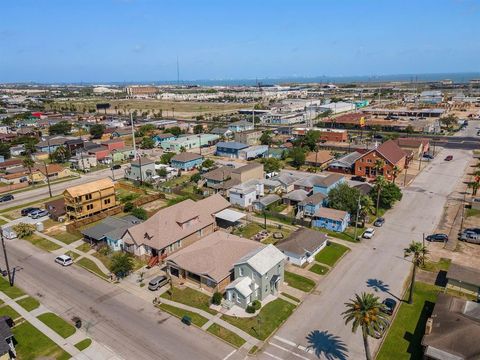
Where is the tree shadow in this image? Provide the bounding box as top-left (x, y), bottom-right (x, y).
top-left (366, 278), bottom-right (402, 302)
top-left (306, 330), bottom-right (349, 360)
top-left (404, 300), bottom-right (435, 358)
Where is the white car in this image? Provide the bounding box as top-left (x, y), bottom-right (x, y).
top-left (55, 255), bottom-right (73, 266)
top-left (362, 228), bottom-right (375, 239)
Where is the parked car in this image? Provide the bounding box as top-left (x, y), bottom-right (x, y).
top-left (0, 194), bottom-right (14, 203)
top-left (351, 176), bottom-right (367, 182)
top-left (55, 255), bottom-right (73, 267)
top-left (21, 207), bottom-right (40, 216)
top-left (425, 233), bottom-right (448, 242)
top-left (459, 230), bottom-right (480, 244)
top-left (32, 210), bottom-right (49, 219)
top-left (111, 164), bottom-right (121, 170)
top-left (374, 218), bottom-right (385, 227)
top-left (362, 228), bottom-right (375, 239)
top-left (148, 275), bottom-right (169, 291)
top-left (422, 154), bottom-right (434, 160)
top-left (28, 209), bottom-right (42, 218)
top-left (444, 155), bottom-right (453, 161)
top-left (382, 298), bottom-right (397, 315)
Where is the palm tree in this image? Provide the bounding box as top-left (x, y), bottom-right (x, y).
top-left (373, 158), bottom-right (385, 177)
top-left (468, 181), bottom-right (480, 196)
top-left (404, 241), bottom-right (429, 304)
top-left (342, 292), bottom-right (389, 360)
top-left (374, 175), bottom-right (387, 215)
top-left (22, 156), bottom-right (35, 185)
top-left (392, 165), bottom-right (400, 184)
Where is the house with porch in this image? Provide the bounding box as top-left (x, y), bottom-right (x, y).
top-left (228, 179), bottom-right (264, 209)
top-left (298, 192), bottom-right (326, 217)
top-left (312, 207), bottom-right (350, 232)
top-left (170, 152), bottom-right (204, 171)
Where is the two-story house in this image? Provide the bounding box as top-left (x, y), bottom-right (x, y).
top-left (64, 178), bottom-right (117, 220)
top-left (124, 158), bottom-right (156, 183)
top-left (297, 192), bottom-right (327, 218)
top-left (228, 179), bottom-right (264, 209)
top-left (312, 207), bottom-right (350, 232)
top-left (313, 173), bottom-right (345, 196)
top-left (228, 121), bottom-right (254, 133)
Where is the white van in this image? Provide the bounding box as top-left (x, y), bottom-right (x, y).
top-left (55, 255), bottom-right (73, 266)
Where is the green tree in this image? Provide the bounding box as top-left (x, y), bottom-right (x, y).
top-left (261, 157), bottom-right (282, 173)
top-left (89, 124), bottom-right (106, 139)
top-left (50, 145), bottom-right (71, 163)
top-left (190, 173), bottom-right (201, 183)
top-left (193, 124), bottom-right (204, 134)
top-left (179, 146), bottom-right (186, 153)
top-left (0, 143), bottom-right (11, 159)
top-left (303, 130), bottom-right (321, 151)
top-left (141, 137), bottom-right (155, 149)
top-left (440, 114), bottom-right (458, 130)
top-left (404, 241), bottom-right (429, 304)
top-left (169, 126), bottom-right (183, 137)
top-left (372, 175), bottom-right (387, 215)
top-left (392, 165), bottom-right (401, 184)
top-left (342, 292), bottom-right (389, 360)
top-left (24, 138), bottom-right (37, 155)
top-left (156, 167), bottom-right (168, 177)
top-left (405, 125), bottom-right (414, 134)
top-left (160, 152), bottom-right (175, 164)
top-left (131, 207), bottom-right (148, 220)
top-left (202, 159), bottom-right (215, 169)
top-left (109, 252), bottom-right (134, 278)
top-left (328, 183), bottom-right (370, 223)
top-left (259, 131), bottom-right (273, 145)
top-left (12, 222), bottom-right (36, 238)
top-left (290, 148), bottom-right (306, 169)
top-left (48, 121), bottom-right (72, 135)
top-left (373, 181), bottom-right (402, 209)
top-left (23, 157), bottom-right (35, 183)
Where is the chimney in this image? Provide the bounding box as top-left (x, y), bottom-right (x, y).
top-left (425, 318), bottom-right (433, 335)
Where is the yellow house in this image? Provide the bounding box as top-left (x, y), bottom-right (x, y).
top-left (31, 164), bottom-right (72, 183)
top-left (64, 178), bottom-right (117, 220)
top-left (32, 152), bottom-right (50, 161)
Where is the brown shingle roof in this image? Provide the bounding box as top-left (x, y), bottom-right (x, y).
top-left (375, 140), bottom-right (406, 165)
top-left (276, 228), bottom-right (327, 256)
top-left (202, 167), bottom-right (233, 182)
top-left (33, 163), bottom-right (65, 175)
top-left (314, 207), bottom-right (349, 221)
top-left (305, 151), bottom-right (334, 165)
top-left (171, 153), bottom-right (203, 163)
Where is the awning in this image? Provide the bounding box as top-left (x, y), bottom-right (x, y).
top-left (214, 209), bottom-right (246, 223)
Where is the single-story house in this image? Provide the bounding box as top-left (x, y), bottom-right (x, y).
top-left (153, 133), bottom-right (176, 146)
top-left (312, 207), bottom-right (350, 232)
top-left (276, 228), bottom-right (328, 266)
top-left (111, 128), bottom-right (132, 138)
top-left (298, 192), bottom-right (327, 217)
top-left (170, 153), bottom-right (204, 171)
top-left (215, 142), bottom-right (249, 158)
top-left (44, 198), bottom-right (66, 221)
top-left (210, 127), bottom-right (233, 138)
top-left (101, 139), bottom-right (125, 152)
top-left (31, 164), bottom-right (71, 182)
top-left (294, 175), bottom-right (326, 194)
top-left (201, 166), bottom-right (233, 190)
top-left (282, 189), bottom-right (309, 207)
top-left (0, 318), bottom-right (16, 360)
top-left (88, 146), bottom-right (111, 161)
top-left (305, 150), bottom-right (334, 167)
top-left (228, 120), bottom-right (254, 133)
top-left (253, 194), bottom-right (281, 211)
top-left (328, 151), bottom-right (363, 174)
top-left (395, 137), bottom-right (430, 159)
top-left (446, 263), bottom-right (480, 298)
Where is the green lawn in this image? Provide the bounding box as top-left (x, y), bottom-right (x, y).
top-left (207, 323), bottom-right (246, 348)
top-left (280, 292), bottom-right (300, 303)
top-left (0, 277), bottom-right (26, 299)
top-left (13, 321), bottom-right (71, 360)
top-left (421, 258), bottom-right (451, 272)
top-left (76, 258), bottom-right (109, 279)
top-left (160, 287), bottom-right (216, 315)
top-left (16, 296), bottom-right (40, 311)
top-left (221, 299), bottom-right (296, 340)
top-left (309, 263), bottom-right (330, 275)
top-left (284, 271), bottom-right (316, 292)
top-left (0, 218), bottom-right (7, 226)
top-left (74, 338), bottom-right (92, 351)
top-left (37, 312), bottom-right (76, 339)
top-left (76, 242), bottom-right (91, 252)
top-left (313, 226), bottom-right (361, 243)
top-left (377, 282), bottom-right (440, 360)
top-left (49, 230), bottom-right (82, 245)
top-left (314, 242), bottom-right (350, 267)
top-left (466, 208), bottom-right (480, 217)
top-left (22, 234), bottom-right (61, 252)
top-left (232, 222), bottom-right (292, 243)
top-left (158, 303), bottom-right (209, 327)
top-left (0, 305), bottom-right (21, 320)
top-left (66, 251), bottom-right (81, 260)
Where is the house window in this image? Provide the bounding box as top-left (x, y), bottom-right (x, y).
top-left (85, 194), bottom-right (92, 200)
top-left (359, 166), bottom-right (362, 170)
top-left (239, 267), bottom-right (244, 277)
top-left (104, 198), bottom-right (111, 205)
top-left (86, 204), bottom-right (93, 211)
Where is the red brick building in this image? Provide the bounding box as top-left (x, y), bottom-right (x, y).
top-left (101, 139), bottom-right (125, 152)
top-left (318, 129), bottom-right (348, 142)
top-left (354, 140), bottom-right (407, 181)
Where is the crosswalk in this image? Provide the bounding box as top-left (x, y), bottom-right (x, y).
top-left (259, 336), bottom-right (322, 360)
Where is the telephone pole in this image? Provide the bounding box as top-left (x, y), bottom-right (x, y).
top-left (0, 229), bottom-right (12, 286)
top-left (44, 162), bottom-right (53, 198)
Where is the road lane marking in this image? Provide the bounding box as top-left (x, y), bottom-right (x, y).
top-left (269, 343), bottom-right (310, 360)
top-left (223, 350), bottom-right (237, 360)
top-left (273, 336), bottom-right (297, 347)
top-left (264, 352), bottom-right (284, 360)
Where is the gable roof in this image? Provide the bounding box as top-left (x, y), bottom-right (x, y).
top-left (65, 178), bottom-right (114, 197)
top-left (171, 152), bottom-right (203, 163)
top-left (447, 263), bottom-right (480, 288)
top-left (299, 192), bottom-right (326, 206)
top-left (82, 215), bottom-right (142, 241)
top-left (216, 142), bottom-right (249, 150)
top-left (166, 231), bottom-right (262, 283)
top-left (202, 167), bottom-right (233, 182)
top-left (316, 173), bottom-right (345, 187)
top-left (329, 152), bottom-right (363, 168)
top-left (276, 228), bottom-right (328, 256)
top-left (314, 207), bottom-right (349, 221)
top-left (282, 189), bottom-right (309, 202)
top-left (374, 140), bottom-right (406, 165)
top-left (235, 244), bottom-right (285, 276)
top-left (305, 150), bottom-right (334, 165)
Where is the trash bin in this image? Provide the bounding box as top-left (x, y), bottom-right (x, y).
top-left (72, 316), bottom-right (82, 329)
top-left (181, 315), bottom-right (192, 326)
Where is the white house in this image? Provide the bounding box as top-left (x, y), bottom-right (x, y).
top-left (276, 228), bottom-right (328, 266)
top-left (228, 179), bottom-right (264, 209)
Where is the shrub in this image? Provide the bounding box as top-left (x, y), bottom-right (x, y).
top-left (98, 245), bottom-right (111, 256)
top-left (131, 207), bottom-right (148, 220)
top-left (251, 300), bottom-right (262, 311)
top-left (245, 305), bottom-right (256, 314)
top-left (190, 173), bottom-right (201, 183)
top-left (212, 292), bottom-right (223, 305)
top-left (123, 202), bottom-right (134, 212)
top-left (109, 253), bottom-right (134, 278)
top-left (12, 222), bottom-right (36, 238)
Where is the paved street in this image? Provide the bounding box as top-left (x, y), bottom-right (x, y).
top-left (4, 240), bottom-right (234, 360)
top-left (0, 166), bottom-right (125, 211)
top-left (258, 123), bottom-right (477, 360)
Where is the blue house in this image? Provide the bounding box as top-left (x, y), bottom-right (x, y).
top-left (312, 207), bottom-right (350, 232)
top-left (170, 152), bottom-right (204, 171)
top-left (228, 121), bottom-right (254, 133)
top-left (313, 174), bottom-right (345, 196)
top-left (152, 133), bottom-right (176, 146)
top-left (215, 142), bottom-right (249, 158)
top-left (298, 193), bottom-right (326, 217)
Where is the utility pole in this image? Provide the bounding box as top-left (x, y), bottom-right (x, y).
top-left (44, 162), bottom-right (53, 198)
top-left (130, 112), bottom-right (137, 160)
top-left (353, 194), bottom-right (362, 241)
top-left (198, 134), bottom-right (202, 156)
top-left (403, 165), bottom-right (409, 187)
top-left (0, 229), bottom-right (12, 286)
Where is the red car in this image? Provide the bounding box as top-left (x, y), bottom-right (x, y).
top-left (444, 155), bottom-right (453, 161)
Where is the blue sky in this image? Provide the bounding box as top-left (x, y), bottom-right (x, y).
top-left (1, 0), bottom-right (479, 83)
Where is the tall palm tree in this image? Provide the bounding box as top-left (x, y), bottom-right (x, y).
top-left (22, 156), bottom-right (35, 185)
top-left (404, 241), bottom-right (429, 304)
top-left (374, 175), bottom-right (387, 215)
top-left (342, 292), bottom-right (389, 360)
top-left (373, 158), bottom-right (385, 177)
top-left (468, 181), bottom-right (480, 196)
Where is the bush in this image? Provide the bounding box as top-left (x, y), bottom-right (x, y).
top-left (123, 202), bottom-right (134, 212)
top-left (109, 253), bottom-right (134, 278)
top-left (190, 173), bottom-right (201, 183)
top-left (131, 207), bottom-right (148, 220)
top-left (245, 305), bottom-right (256, 314)
top-left (212, 292), bottom-right (223, 305)
top-left (12, 222), bottom-right (36, 238)
top-left (251, 300), bottom-right (262, 311)
top-left (98, 246), bottom-right (111, 256)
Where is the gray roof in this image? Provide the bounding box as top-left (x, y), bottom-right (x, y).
top-left (229, 120), bottom-right (253, 127)
top-left (352, 183), bottom-right (373, 196)
top-left (236, 244), bottom-right (285, 276)
top-left (216, 141), bottom-right (249, 150)
top-left (276, 228), bottom-right (328, 256)
top-left (0, 320), bottom-right (12, 356)
top-left (210, 127), bottom-right (231, 135)
top-left (171, 152), bottom-right (203, 163)
top-left (202, 167), bottom-right (232, 182)
top-left (299, 192), bottom-right (326, 206)
top-left (329, 151), bottom-right (363, 168)
top-left (256, 194), bottom-right (281, 206)
top-left (81, 215), bottom-right (142, 241)
top-left (282, 189), bottom-right (309, 202)
top-left (447, 263), bottom-right (480, 287)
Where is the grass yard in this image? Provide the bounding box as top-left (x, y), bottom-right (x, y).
top-left (37, 312), bottom-right (76, 339)
top-left (76, 258), bottom-right (109, 279)
top-left (66, 251), bottom-right (81, 260)
top-left (314, 242), bottom-right (350, 267)
top-left (421, 258), bottom-right (451, 272)
top-left (280, 292), bottom-right (300, 303)
top-left (76, 242), bottom-right (92, 253)
top-left (314, 226), bottom-right (361, 243)
top-left (74, 338), bottom-right (92, 351)
top-left (377, 282), bottom-right (440, 360)
top-left (92, 251), bottom-right (112, 269)
top-left (466, 208), bottom-right (480, 217)
top-left (48, 229), bottom-right (82, 245)
top-left (309, 263), bottom-right (330, 275)
top-left (0, 218), bottom-right (6, 226)
top-left (13, 321), bottom-right (71, 360)
top-left (222, 299), bottom-right (296, 340)
top-left (158, 303), bottom-right (209, 327)
top-left (160, 287), bottom-right (216, 315)
top-left (0, 277), bottom-right (26, 299)
top-left (0, 305), bottom-right (21, 320)
top-left (16, 296), bottom-right (40, 311)
top-left (22, 234), bottom-right (61, 252)
top-left (207, 323), bottom-right (246, 348)
top-left (233, 222), bottom-right (291, 243)
top-left (284, 271), bottom-right (316, 292)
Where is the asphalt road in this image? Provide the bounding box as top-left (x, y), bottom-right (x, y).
top-left (0, 166), bottom-right (125, 211)
top-left (3, 240), bottom-right (233, 360)
top-left (259, 122), bottom-right (478, 360)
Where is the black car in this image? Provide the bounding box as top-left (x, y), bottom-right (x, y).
top-left (0, 194), bottom-right (14, 203)
top-left (374, 217), bottom-right (385, 227)
top-left (426, 233), bottom-right (448, 242)
top-left (382, 298), bottom-right (397, 315)
top-left (111, 164), bottom-right (121, 170)
top-left (422, 154), bottom-right (434, 159)
top-left (21, 207), bottom-right (40, 216)
top-left (351, 176), bottom-right (367, 182)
